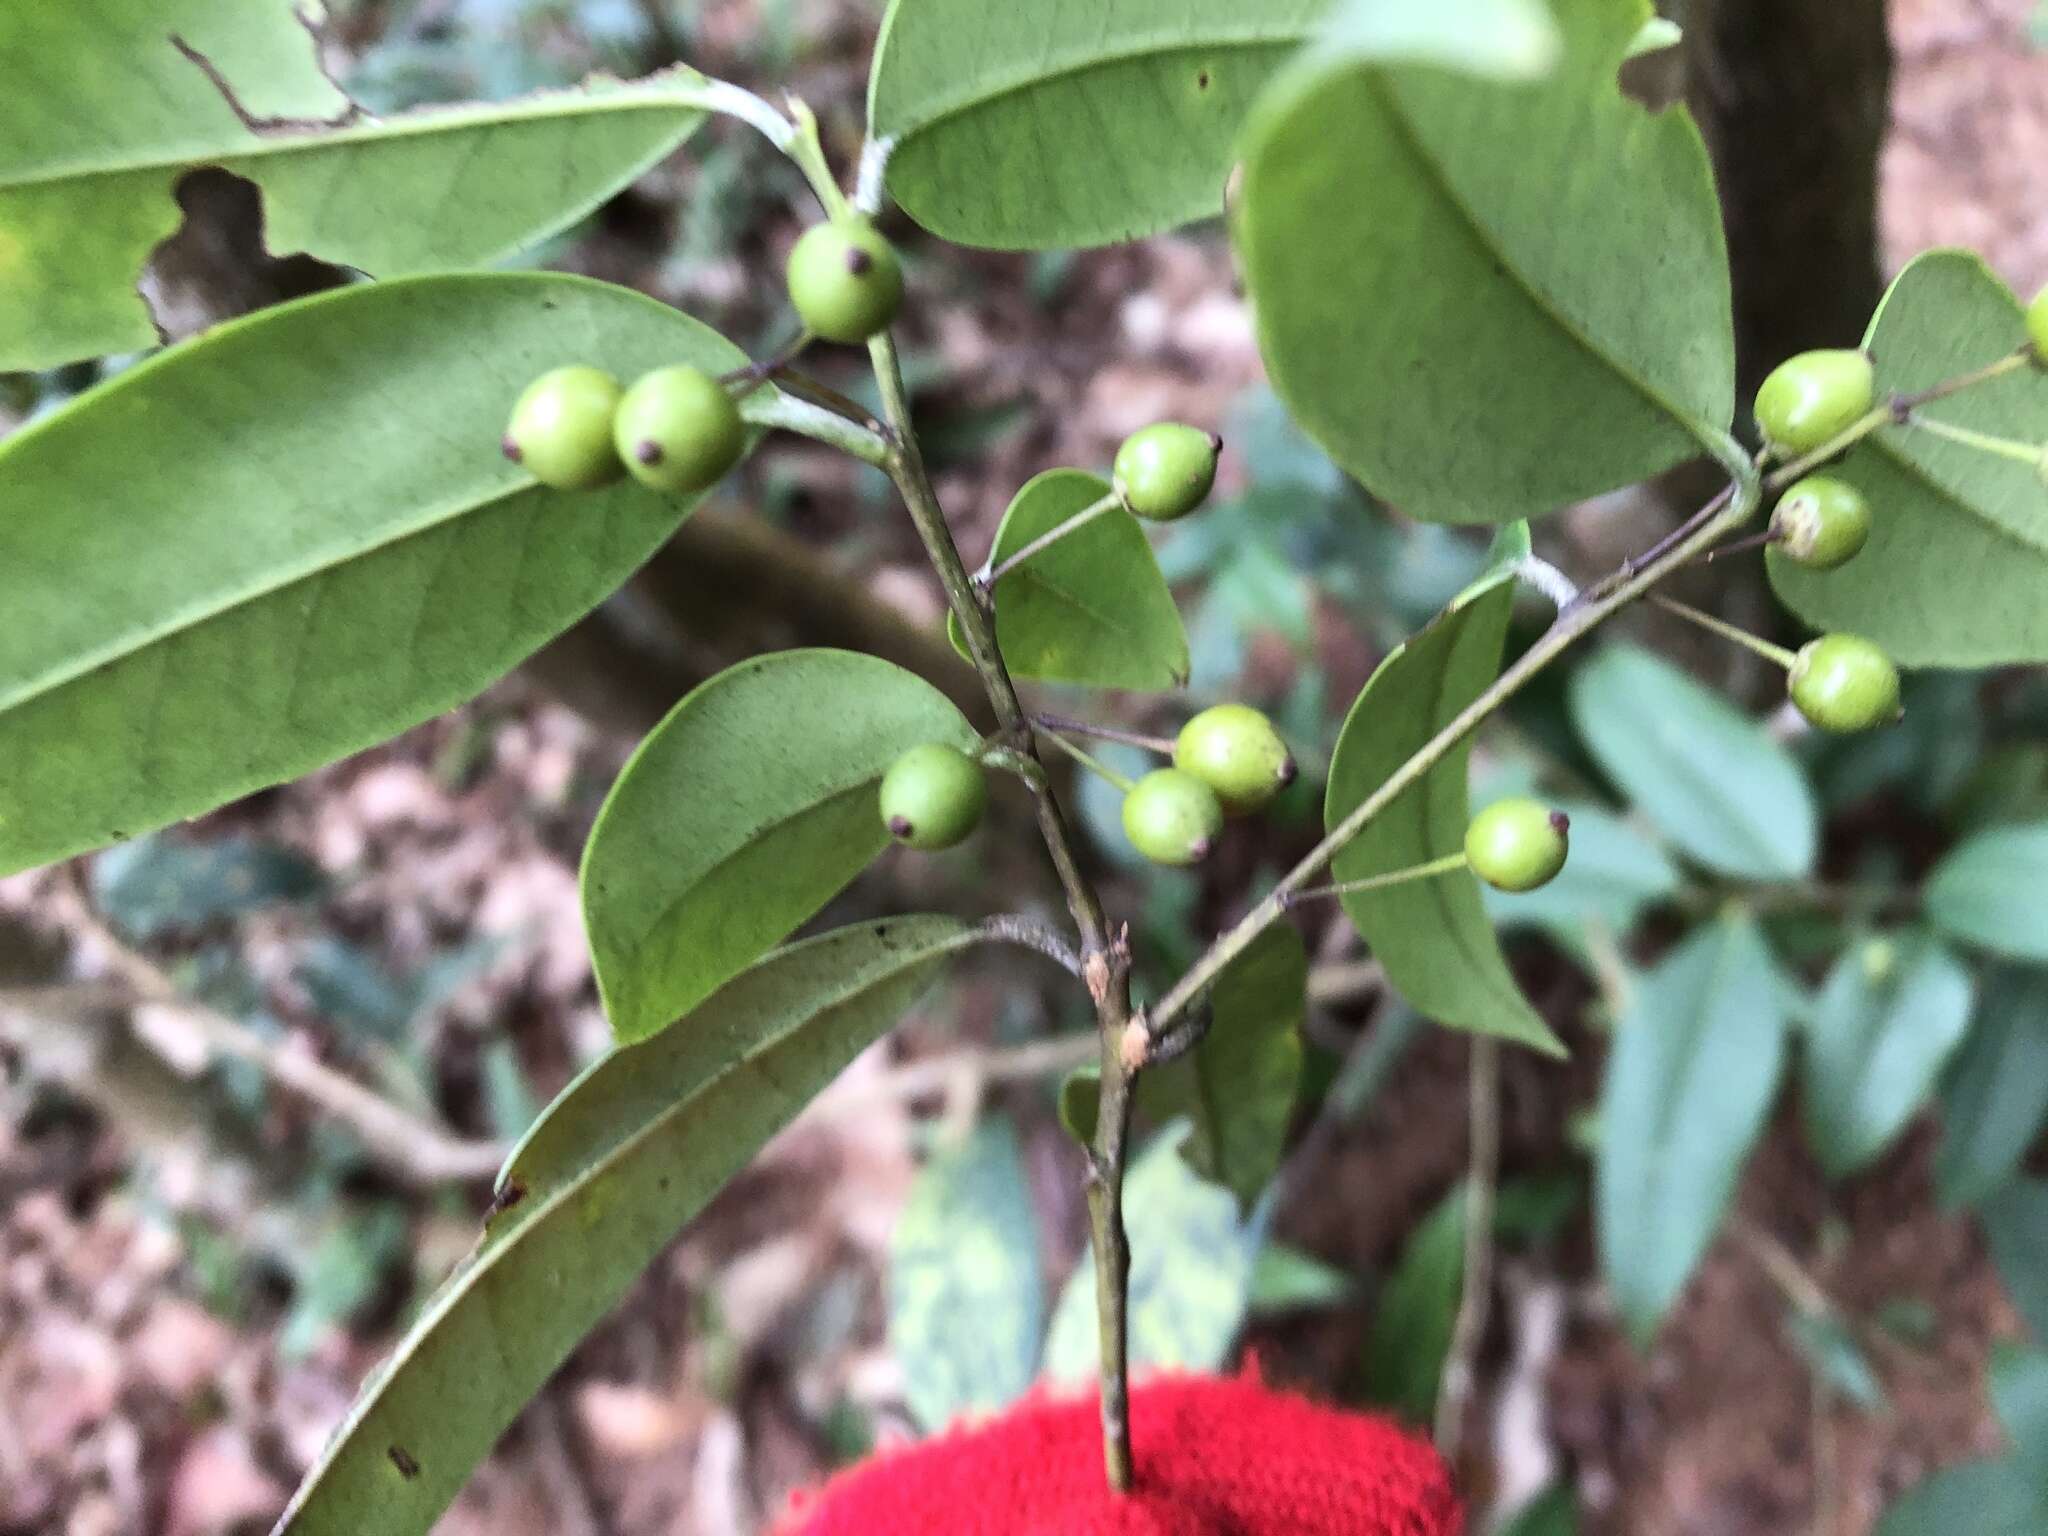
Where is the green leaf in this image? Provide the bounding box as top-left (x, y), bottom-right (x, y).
top-left (272, 916), bottom-right (977, 1536)
top-left (1768, 252), bottom-right (2048, 667)
top-left (1482, 798), bottom-right (1682, 942)
top-left (1935, 969), bottom-right (2048, 1210)
top-left (1800, 935), bottom-right (1974, 1181)
top-left (948, 470), bottom-right (1188, 691)
top-left (1925, 822), bottom-right (2048, 962)
top-left (1140, 924), bottom-right (1307, 1209)
top-left (1596, 917), bottom-right (1790, 1344)
top-left (0, 0), bottom-right (720, 369)
top-left (91, 834), bottom-right (323, 940)
top-left (867, 0), bottom-right (1317, 250)
top-left (1500, 1486), bottom-right (1578, 1536)
top-left (1569, 644), bottom-right (1818, 881)
top-left (888, 1117), bottom-right (1045, 1433)
top-left (1361, 1183), bottom-right (1467, 1423)
top-left (1326, 577), bottom-right (1563, 1055)
top-left (1877, 1460), bottom-right (2048, 1536)
top-left (1992, 1346), bottom-right (2048, 1489)
top-left (1041, 1124), bottom-right (1258, 1384)
top-left (581, 650), bottom-right (980, 1043)
top-left (1786, 1311), bottom-right (1887, 1411)
top-left (0, 273), bottom-right (750, 877)
top-left (1235, 0), bottom-right (1732, 524)
top-left (1983, 1179), bottom-right (2048, 1344)
top-left (1248, 1242), bottom-right (1356, 1313)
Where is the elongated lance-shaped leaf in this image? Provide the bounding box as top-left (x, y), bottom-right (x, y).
top-left (0, 273), bottom-right (761, 876)
top-left (866, 0), bottom-right (1558, 251)
top-left (1325, 574), bottom-right (1563, 1055)
top-left (0, 0), bottom-right (726, 369)
top-left (949, 470), bottom-right (1189, 691)
top-left (1596, 916), bottom-right (1790, 1344)
top-left (1935, 969), bottom-right (2048, 1210)
top-left (580, 650), bottom-right (982, 1044)
top-left (1235, 0), bottom-right (1734, 523)
top-left (1924, 821), bottom-right (2048, 963)
top-left (1769, 252), bottom-right (2048, 667)
top-left (272, 916), bottom-right (980, 1536)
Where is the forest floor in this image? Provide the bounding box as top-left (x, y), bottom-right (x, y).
top-left (3, 2), bottom-right (2046, 1534)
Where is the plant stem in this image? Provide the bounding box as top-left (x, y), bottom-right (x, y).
top-left (1890, 348), bottom-right (2031, 413)
top-left (867, 332), bottom-right (1141, 1491)
top-left (1699, 528), bottom-right (1783, 565)
top-left (1904, 411), bottom-right (2047, 466)
top-left (978, 493), bottom-right (1122, 587)
top-left (1284, 851), bottom-right (1470, 905)
top-left (1144, 445), bottom-right (1764, 1039)
top-left (1032, 711), bottom-right (1178, 757)
top-left (1435, 1037), bottom-right (1499, 1458)
top-left (1651, 594), bottom-right (1799, 669)
top-left (1040, 729), bottom-right (1139, 793)
top-left (741, 386), bottom-right (892, 468)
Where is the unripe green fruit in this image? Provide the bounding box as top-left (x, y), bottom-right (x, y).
top-left (1121, 768), bottom-right (1224, 866)
top-left (786, 219), bottom-right (904, 343)
top-left (1788, 634), bottom-right (1901, 732)
top-left (613, 366), bottom-right (745, 493)
top-left (2028, 284), bottom-right (2048, 361)
top-left (1114, 423), bottom-right (1221, 521)
top-left (1769, 475), bottom-right (1871, 570)
top-left (1173, 704), bottom-right (1296, 816)
top-left (1464, 797), bottom-right (1570, 893)
top-left (502, 366), bottom-right (626, 490)
top-left (879, 743), bottom-right (987, 851)
top-left (1753, 349), bottom-right (1876, 456)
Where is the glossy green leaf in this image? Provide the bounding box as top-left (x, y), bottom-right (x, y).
top-left (272, 916), bottom-right (977, 1536)
top-left (1800, 935), bottom-right (1973, 1181)
top-left (888, 1117), bottom-right (1044, 1432)
top-left (581, 650), bottom-right (980, 1043)
top-left (1482, 798), bottom-right (1682, 941)
top-left (1984, 1180), bottom-right (2048, 1343)
top-left (1326, 577), bottom-right (1563, 1054)
top-left (1596, 917), bottom-right (1790, 1344)
top-left (0, 0), bottom-right (718, 369)
top-left (0, 274), bottom-right (754, 877)
top-left (1141, 924), bottom-right (1307, 1209)
top-left (92, 833), bottom-right (323, 940)
top-left (1361, 1183), bottom-right (1467, 1423)
top-left (1925, 822), bottom-right (2048, 962)
top-left (1935, 970), bottom-right (2048, 1210)
top-left (1236, 0), bottom-right (1732, 524)
top-left (1769, 252), bottom-right (2048, 667)
top-left (1569, 644), bottom-right (1818, 881)
top-left (1992, 1346), bottom-right (2048, 1488)
top-left (950, 470), bottom-right (1188, 691)
top-left (1041, 1124), bottom-right (1257, 1384)
top-left (1877, 1459), bottom-right (2048, 1536)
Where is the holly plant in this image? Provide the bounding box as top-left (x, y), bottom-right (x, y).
top-left (5, 0), bottom-right (2048, 1532)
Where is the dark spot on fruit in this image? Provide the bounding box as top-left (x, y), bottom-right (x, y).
top-left (388, 1444), bottom-right (421, 1479)
top-left (1276, 756), bottom-right (1298, 788)
top-left (1549, 810), bottom-right (1571, 835)
top-left (888, 815), bottom-right (914, 838)
top-left (846, 247), bottom-right (874, 276)
top-left (1189, 836), bottom-right (1214, 860)
top-left (636, 439), bottom-right (664, 465)
top-left (1206, 431), bottom-right (1224, 453)
top-left (501, 435), bottom-right (523, 463)
top-left (1196, 70), bottom-right (1211, 90)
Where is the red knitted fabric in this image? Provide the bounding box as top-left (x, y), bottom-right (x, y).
top-left (780, 1372), bottom-right (1462, 1535)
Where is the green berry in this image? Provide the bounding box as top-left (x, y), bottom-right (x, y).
top-left (1769, 475), bottom-right (1871, 570)
top-left (613, 366), bottom-right (745, 494)
top-left (1173, 704), bottom-right (1296, 816)
top-left (1788, 634), bottom-right (1901, 732)
top-left (1753, 349), bottom-right (1876, 456)
top-left (1464, 797), bottom-right (1570, 893)
top-left (1121, 768), bottom-right (1224, 867)
top-left (2027, 284), bottom-right (2048, 362)
top-left (786, 219), bottom-right (904, 343)
top-left (879, 743), bottom-right (987, 851)
top-left (1114, 423), bottom-right (1221, 521)
top-left (502, 366), bottom-right (625, 490)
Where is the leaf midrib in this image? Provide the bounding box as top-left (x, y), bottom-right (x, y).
top-left (876, 29), bottom-right (1313, 142)
top-left (1365, 72), bottom-right (1714, 451)
top-left (0, 74), bottom-right (714, 193)
top-left (1874, 427), bottom-right (2048, 557)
